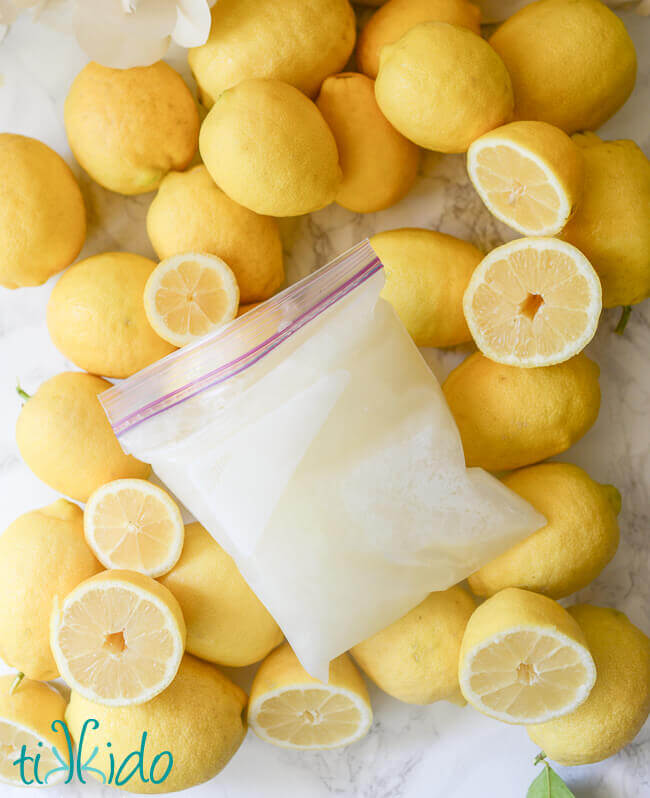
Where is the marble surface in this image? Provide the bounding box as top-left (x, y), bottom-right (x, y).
top-left (0, 8), bottom-right (649, 798)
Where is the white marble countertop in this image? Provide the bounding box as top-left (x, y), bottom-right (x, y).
top-left (0, 9), bottom-right (649, 798)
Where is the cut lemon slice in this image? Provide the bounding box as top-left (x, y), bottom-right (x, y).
top-left (248, 643), bottom-right (372, 750)
top-left (144, 252), bottom-right (239, 347)
top-left (84, 479), bottom-right (184, 578)
top-left (50, 569), bottom-right (186, 707)
top-left (467, 121), bottom-right (584, 236)
top-left (463, 237), bottom-right (601, 367)
top-left (0, 677), bottom-right (69, 786)
top-left (459, 588), bottom-right (596, 725)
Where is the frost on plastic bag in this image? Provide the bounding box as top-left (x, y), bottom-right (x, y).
top-left (101, 241), bottom-right (545, 680)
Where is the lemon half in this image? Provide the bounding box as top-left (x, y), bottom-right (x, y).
top-left (144, 253), bottom-right (240, 347)
top-left (463, 238), bottom-right (601, 367)
top-left (459, 588), bottom-right (596, 724)
top-left (467, 121), bottom-right (584, 236)
top-left (84, 479), bottom-right (185, 578)
top-left (0, 677), bottom-right (69, 786)
top-left (248, 644), bottom-right (372, 750)
top-left (50, 570), bottom-right (186, 707)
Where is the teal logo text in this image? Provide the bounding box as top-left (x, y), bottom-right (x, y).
top-left (12, 718), bottom-right (173, 787)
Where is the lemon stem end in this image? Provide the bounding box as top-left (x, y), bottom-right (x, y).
top-left (16, 383), bottom-right (31, 401)
top-left (10, 672), bottom-right (25, 695)
top-left (615, 305), bottom-right (632, 335)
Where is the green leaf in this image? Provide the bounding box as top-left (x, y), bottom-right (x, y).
top-left (527, 763), bottom-right (576, 798)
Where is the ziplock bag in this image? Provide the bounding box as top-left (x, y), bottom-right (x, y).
top-left (101, 240), bottom-right (544, 679)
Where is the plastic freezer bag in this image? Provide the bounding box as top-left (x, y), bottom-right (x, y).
top-left (101, 240), bottom-right (545, 679)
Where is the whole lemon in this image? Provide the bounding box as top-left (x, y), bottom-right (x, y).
top-left (146, 166), bottom-right (284, 303)
top-left (65, 654), bottom-right (247, 793)
top-left (468, 463), bottom-right (621, 599)
top-left (16, 372), bottom-right (150, 502)
top-left (188, 0), bottom-right (356, 107)
top-left (316, 73), bottom-right (420, 214)
top-left (528, 605), bottom-right (650, 765)
top-left (159, 522), bottom-right (283, 667)
top-left (351, 586), bottom-right (476, 705)
top-left (200, 78), bottom-right (341, 217)
top-left (64, 62), bottom-right (199, 195)
top-left (375, 22), bottom-right (513, 153)
top-left (0, 500), bottom-right (102, 681)
top-left (371, 228), bottom-right (482, 347)
top-left (0, 134), bottom-right (86, 289)
top-left (357, 0), bottom-right (481, 79)
top-left (489, 0), bottom-right (637, 133)
top-left (47, 253), bottom-right (175, 379)
top-left (237, 303), bottom-right (261, 317)
top-left (561, 133), bottom-right (650, 308)
top-left (442, 353), bottom-right (601, 471)
top-left (0, 677), bottom-right (69, 786)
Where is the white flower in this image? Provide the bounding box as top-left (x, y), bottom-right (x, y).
top-left (0, 0), bottom-right (214, 67)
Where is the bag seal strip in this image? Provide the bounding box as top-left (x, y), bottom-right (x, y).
top-left (100, 240), bottom-right (382, 438)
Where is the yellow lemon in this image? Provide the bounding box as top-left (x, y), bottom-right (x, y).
top-left (65, 654), bottom-right (247, 793)
top-left (467, 121), bottom-right (585, 236)
top-left (0, 134), bottom-right (86, 289)
top-left (351, 586), bottom-right (476, 705)
top-left (159, 522), bottom-right (284, 667)
top-left (143, 253), bottom-right (239, 348)
top-left (50, 569), bottom-right (186, 707)
top-left (459, 588), bottom-right (596, 724)
top-left (200, 78), bottom-right (341, 217)
top-left (146, 165), bottom-right (284, 303)
top-left (489, 0), bottom-right (637, 133)
top-left (357, 0), bottom-right (481, 79)
top-left (248, 643), bottom-right (372, 750)
top-left (237, 302), bottom-right (262, 317)
top-left (0, 677), bottom-right (69, 787)
top-left (0, 500), bottom-right (102, 681)
top-left (64, 61), bottom-right (199, 195)
top-left (371, 228), bottom-right (482, 347)
top-left (463, 237), bottom-right (602, 367)
top-left (442, 352), bottom-right (601, 471)
top-left (469, 463), bottom-right (621, 599)
top-left (188, 0), bottom-right (356, 107)
top-left (528, 605), bottom-right (650, 765)
top-left (47, 252), bottom-right (176, 378)
top-left (84, 479), bottom-right (184, 578)
top-left (16, 372), bottom-right (150, 502)
top-left (375, 22), bottom-right (513, 153)
top-left (561, 133), bottom-right (650, 309)
top-left (316, 73), bottom-right (420, 214)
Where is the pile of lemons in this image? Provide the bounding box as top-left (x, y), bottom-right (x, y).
top-left (0, 0), bottom-right (649, 793)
